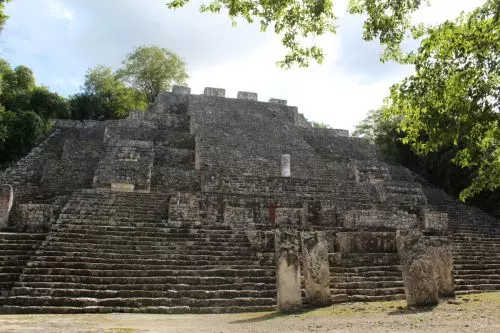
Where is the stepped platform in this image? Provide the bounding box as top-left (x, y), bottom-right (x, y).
top-left (0, 190), bottom-right (276, 313)
top-left (0, 233), bottom-right (47, 297)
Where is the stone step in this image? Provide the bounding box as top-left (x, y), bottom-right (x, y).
top-left (19, 274), bottom-right (275, 286)
top-left (453, 269), bottom-right (500, 275)
top-left (0, 244), bottom-right (40, 251)
top-left (47, 232), bottom-right (248, 242)
top-left (455, 284), bottom-right (500, 291)
top-left (347, 294), bottom-right (406, 302)
top-left (50, 230), bottom-right (248, 241)
top-left (21, 267), bottom-right (274, 278)
top-left (0, 296), bottom-right (276, 308)
top-left (0, 273), bottom-right (20, 282)
top-left (37, 246), bottom-right (254, 257)
top-left (26, 262), bottom-right (269, 270)
top-left (0, 233), bottom-right (47, 241)
top-left (34, 250), bottom-right (258, 261)
top-left (29, 257), bottom-right (263, 266)
top-left (331, 276), bottom-right (403, 283)
top-left (331, 265), bottom-right (402, 273)
top-left (0, 267), bottom-right (23, 274)
top-left (11, 287), bottom-right (275, 299)
top-left (14, 281), bottom-right (276, 292)
top-left (331, 287), bottom-right (405, 296)
top-left (332, 281), bottom-right (404, 289)
top-left (0, 304), bottom-right (275, 314)
top-left (44, 239), bottom-right (250, 249)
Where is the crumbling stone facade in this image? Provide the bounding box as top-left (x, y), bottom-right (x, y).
top-left (0, 86), bottom-right (498, 313)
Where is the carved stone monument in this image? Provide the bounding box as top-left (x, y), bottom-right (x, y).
top-left (301, 231), bottom-right (331, 306)
top-left (0, 184), bottom-right (13, 229)
top-left (281, 154), bottom-right (291, 177)
top-left (396, 229), bottom-right (455, 306)
top-left (275, 228), bottom-right (302, 311)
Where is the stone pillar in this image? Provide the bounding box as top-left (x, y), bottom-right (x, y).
top-left (0, 184), bottom-right (14, 229)
top-left (427, 238), bottom-right (455, 297)
top-left (172, 85), bottom-right (191, 95)
top-left (269, 98), bottom-right (287, 105)
top-left (301, 231), bottom-right (331, 306)
top-left (396, 230), bottom-right (455, 306)
top-left (275, 228), bottom-right (302, 311)
top-left (237, 91), bottom-right (258, 101)
top-left (204, 87), bottom-right (225, 97)
top-left (281, 154), bottom-right (291, 177)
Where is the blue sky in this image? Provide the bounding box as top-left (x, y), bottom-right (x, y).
top-left (0, 0), bottom-right (484, 131)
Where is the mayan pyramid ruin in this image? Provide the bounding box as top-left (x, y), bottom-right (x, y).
top-left (0, 86), bottom-right (499, 313)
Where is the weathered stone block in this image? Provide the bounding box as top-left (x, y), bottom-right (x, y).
top-left (237, 91), bottom-right (258, 101)
top-left (396, 230), bottom-right (455, 306)
top-left (276, 208), bottom-right (303, 226)
top-left (269, 98), bottom-right (287, 105)
top-left (342, 208), bottom-right (418, 230)
top-left (427, 238), bottom-right (455, 297)
top-left (172, 85), bottom-right (191, 95)
top-left (331, 129), bottom-right (349, 137)
top-left (0, 184), bottom-right (14, 229)
top-left (336, 231), bottom-right (396, 254)
top-left (15, 203), bottom-right (59, 232)
top-left (301, 231), bottom-right (331, 306)
top-left (204, 87), bottom-right (225, 97)
top-left (275, 228), bottom-right (302, 311)
top-left (111, 183), bottom-right (135, 192)
top-left (224, 205), bottom-right (254, 229)
top-left (421, 208), bottom-right (448, 231)
top-left (281, 154), bottom-right (291, 177)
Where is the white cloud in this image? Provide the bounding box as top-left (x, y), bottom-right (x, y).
top-left (0, 0), bottom-right (485, 131)
top-left (47, 0), bottom-right (74, 23)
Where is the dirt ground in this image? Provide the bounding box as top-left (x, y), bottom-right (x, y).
top-left (1, 292), bottom-right (499, 333)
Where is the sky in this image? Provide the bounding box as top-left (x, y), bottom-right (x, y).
top-left (0, 0), bottom-right (485, 132)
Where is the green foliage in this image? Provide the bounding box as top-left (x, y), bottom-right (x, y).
top-left (0, 59), bottom-right (67, 164)
top-left (167, 0), bottom-right (430, 67)
top-left (311, 121), bottom-right (331, 128)
top-left (117, 46), bottom-right (188, 103)
top-left (353, 107), bottom-right (404, 164)
top-left (386, 0), bottom-right (499, 200)
top-left (354, 107), bottom-right (500, 219)
top-left (0, 0), bottom-right (12, 32)
top-left (69, 65), bottom-right (148, 120)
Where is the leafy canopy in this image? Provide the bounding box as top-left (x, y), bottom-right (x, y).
top-left (0, 0), bottom-right (12, 32)
top-left (0, 58), bottom-right (67, 163)
top-left (167, 0), bottom-right (428, 67)
top-left (384, 0), bottom-right (499, 200)
top-left (117, 46), bottom-right (188, 103)
top-left (70, 65), bottom-right (148, 120)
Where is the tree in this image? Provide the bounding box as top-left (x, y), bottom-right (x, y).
top-left (30, 86), bottom-right (70, 119)
top-left (384, 0), bottom-right (499, 200)
top-left (117, 46), bottom-right (188, 103)
top-left (69, 65), bottom-right (147, 120)
top-left (0, 0), bottom-right (12, 32)
top-left (354, 107), bottom-right (500, 219)
top-left (0, 59), bottom-right (69, 164)
top-left (167, 0), bottom-right (429, 67)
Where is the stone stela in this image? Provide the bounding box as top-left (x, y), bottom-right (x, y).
top-left (0, 85), bottom-right (496, 314)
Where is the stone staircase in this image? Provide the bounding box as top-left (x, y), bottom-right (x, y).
top-left (442, 202), bottom-right (500, 295)
top-left (0, 233), bottom-right (47, 296)
top-left (0, 189), bottom-right (275, 313)
top-left (329, 253), bottom-right (405, 302)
